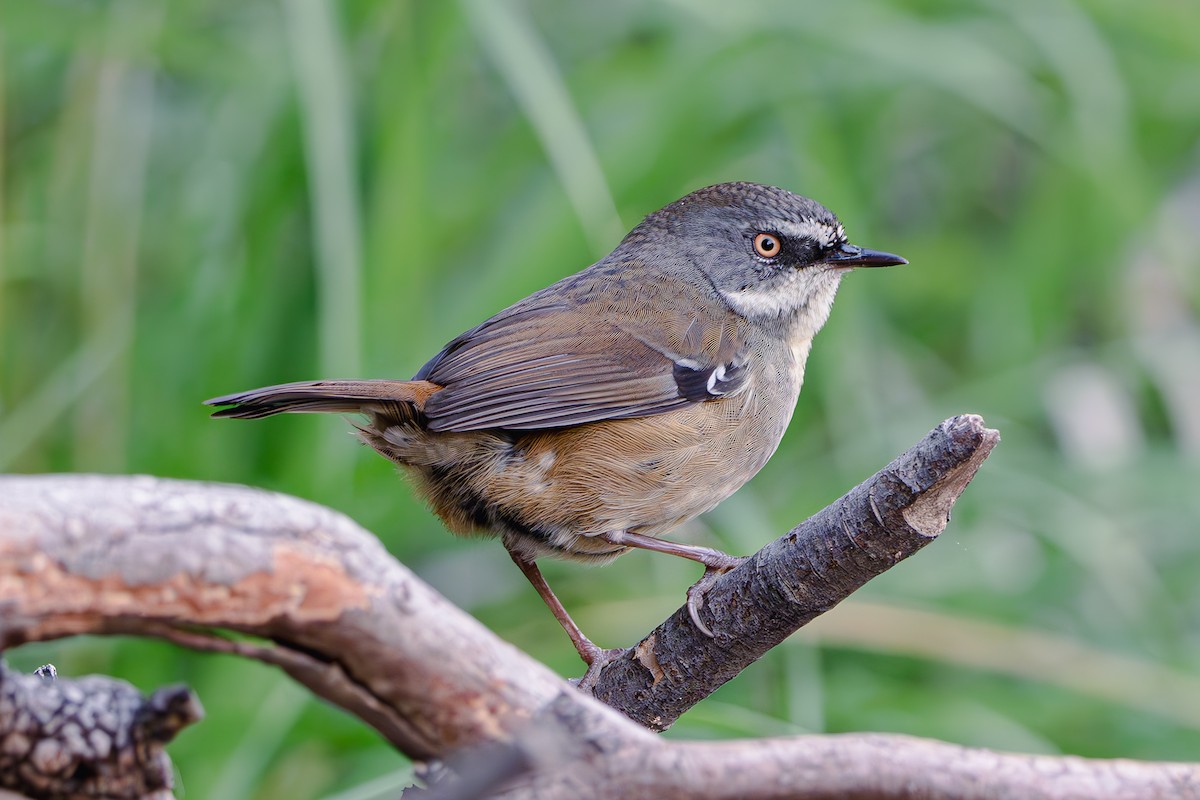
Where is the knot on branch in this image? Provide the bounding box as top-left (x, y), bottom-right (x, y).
top-left (0, 661), bottom-right (202, 800)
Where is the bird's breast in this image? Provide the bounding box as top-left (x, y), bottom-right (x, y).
top-left (486, 345), bottom-right (806, 552)
top-left (390, 338), bottom-right (813, 563)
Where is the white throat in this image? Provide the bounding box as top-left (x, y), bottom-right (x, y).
top-left (720, 268), bottom-right (844, 341)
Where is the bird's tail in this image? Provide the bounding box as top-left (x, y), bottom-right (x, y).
top-left (205, 379), bottom-right (441, 420)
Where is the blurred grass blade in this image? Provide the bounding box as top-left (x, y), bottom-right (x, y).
top-left (0, 42), bottom-right (6, 321)
top-left (282, 0), bottom-right (364, 494)
top-left (462, 0), bottom-right (624, 254)
top-left (281, 0), bottom-right (364, 379)
top-left (0, 318), bottom-right (127, 470)
top-left (670, 0), bottom-right (1055, 152)
top-left (207, 679), bottom-right (310, 800)
top-left (63, 2), bottom-right (160, 472)
top-left (812, 601), bottom-right (1200, 730)
top-left (991, 0), bottom-right (1133, 176)
top-left (319, 766), bottom-right (418, 800)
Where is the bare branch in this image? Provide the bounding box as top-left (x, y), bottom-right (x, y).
top-left (0, 472), bottom-right (570, 759)
top-left (3, 415), bottom-right (1197, 798)
top-left (485, 724), bottom-right (1200, 800)
top-left (582, 414), bottom-right (998, 726)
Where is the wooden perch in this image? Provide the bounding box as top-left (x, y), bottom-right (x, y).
top-left (2, 414), bottom-right (1198, 799)
top-left (583, 413), bottom-right (997, 726)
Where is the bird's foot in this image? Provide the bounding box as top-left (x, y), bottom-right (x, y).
top-left (573, 645), bottom-right (628, 691)
top-left (686, 555), bottom-right (748, 637)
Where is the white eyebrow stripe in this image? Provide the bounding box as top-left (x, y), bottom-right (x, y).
top-left (773, 219), bottom-right (846, 247)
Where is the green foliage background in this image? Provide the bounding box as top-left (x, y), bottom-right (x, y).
top-left (3, 0), bottom-right (1199, 796)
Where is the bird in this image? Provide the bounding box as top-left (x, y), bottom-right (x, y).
top-left (206, 182), bottom-right (906, 668)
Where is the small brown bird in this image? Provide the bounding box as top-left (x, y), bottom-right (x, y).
top-left (207, 182), bottom-right (905, 666)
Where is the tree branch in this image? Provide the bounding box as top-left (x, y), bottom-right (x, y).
top-left (582, 414), bottom-right (997, 727)
top-left (473, 723), bottom-right (1200, 800)
top-left (3, 415), bottom-right (1197, 798)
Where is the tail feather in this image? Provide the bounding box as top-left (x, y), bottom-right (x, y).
top-left (205, 379), bottom-right (440, 420)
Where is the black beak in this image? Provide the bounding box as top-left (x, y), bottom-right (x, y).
top-left (826, 242), bottom-right (908, 269)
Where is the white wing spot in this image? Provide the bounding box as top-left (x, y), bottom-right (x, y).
top-left (706, 364), bottom-right (727, 395)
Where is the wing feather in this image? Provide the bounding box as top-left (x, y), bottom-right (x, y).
top-left (415, 277), bottom-right (749, 432)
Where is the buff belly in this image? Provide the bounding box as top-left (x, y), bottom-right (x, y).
top-left (365, 357), bottom-right (803, 564)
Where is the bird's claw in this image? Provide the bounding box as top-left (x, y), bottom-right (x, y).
top-left (686, 556), bottom-right (747, 637)
top-left (573, 646), bottom-right (628, 691)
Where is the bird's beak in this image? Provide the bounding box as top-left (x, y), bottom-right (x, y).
top-left (826, 242), bottom-right (908, 269)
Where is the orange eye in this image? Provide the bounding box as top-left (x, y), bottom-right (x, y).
top-left (753, 232), bottom-right (782, 259)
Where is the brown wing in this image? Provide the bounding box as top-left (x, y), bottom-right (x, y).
top-left (414, 282), bottom-right (749, 432)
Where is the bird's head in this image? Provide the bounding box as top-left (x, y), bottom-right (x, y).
top-left (632, 182), bottom-right (906, 335)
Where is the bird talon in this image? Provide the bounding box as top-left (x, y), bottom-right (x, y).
top-left (687, 588), bottom-right (715, 637)
top-left (685, 558), bottom-right (747, 637)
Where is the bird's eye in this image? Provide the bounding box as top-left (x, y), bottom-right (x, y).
top-left (752, 232), bottom-right (782, 259)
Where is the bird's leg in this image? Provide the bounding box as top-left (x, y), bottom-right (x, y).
top-left (505, 548), bottom-right (622, 669)
top-left (596, 530), bottom-right (747, 637)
